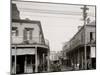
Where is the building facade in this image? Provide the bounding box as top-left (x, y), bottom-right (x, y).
top-left (63, 21), bottom-right (96, 70)
top-left (50, 51), bottom-right (60, 63)
top-left (11, 3), bottom-right (50, 74)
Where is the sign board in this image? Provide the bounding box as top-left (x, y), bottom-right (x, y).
top-left (12, 48), bottom-right (36, 55)
top-left (90, 47), bottom-right (96, 58)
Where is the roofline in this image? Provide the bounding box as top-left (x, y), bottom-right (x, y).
top-left (12, 0), bottom-right (96, 7)
top-left (12, 19), bottom-right (41, 24)
top-left (69, 22), bottom-right (96, 43)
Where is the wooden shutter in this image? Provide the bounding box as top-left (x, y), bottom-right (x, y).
top-left (29, 30), bottom-right (33, 40)
top-left (23, 29), bottom-right (27, 41)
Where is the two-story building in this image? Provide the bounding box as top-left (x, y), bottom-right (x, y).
top-left (50, 51), bottom-right (60, 63)
top-left (63, 21), bottom-right (96, 70)
top-left (11, 3), bottom-right (50, 74)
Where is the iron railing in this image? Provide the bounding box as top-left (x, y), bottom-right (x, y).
top-left (11, 36), bottom-right (49, 47)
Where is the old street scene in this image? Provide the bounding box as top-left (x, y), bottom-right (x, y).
top-left (11, 0), bottom-right (96, 74)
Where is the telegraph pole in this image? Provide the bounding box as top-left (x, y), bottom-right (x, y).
top-left (81, 5), bottom-right (89, 70)
top-left (81, 5), bottom-right (89, 25)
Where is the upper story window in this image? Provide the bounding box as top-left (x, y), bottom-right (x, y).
top-left (12, 27), bottom-right (18, 36)
top-left (90, 32), bottom-right (95, 42)
top-left (23, 28), bottom-right (33, 41)
top-left (90, 32), bottom-right (93, 40)
top-left (81, 33), bottom-right (84, 43)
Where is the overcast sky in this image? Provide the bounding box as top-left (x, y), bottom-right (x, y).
top-left (12, 0), bottom-right (95, 51)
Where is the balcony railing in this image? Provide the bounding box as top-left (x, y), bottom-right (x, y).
top-left (11, 36), bottom-right (49, 47)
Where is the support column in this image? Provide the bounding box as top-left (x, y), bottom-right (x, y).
top-left (24, 56), bottom-right (27, 73)
top-left (89, 46), bottom-right (92, 69)
top-left (82, 50), bottom-right (84, 69)
top-left (70, 53), bottom-right (72, 67)
top-left (35, 47), bottom-right (38, 72)
top-left (71, 53), bottom-right (73, 68)
top-left (77, 48), bottom-right (80, 70)
top-left (84, 45), bottom-right (87, 69)
top-left (14, 45), bottom-right (17, 74)
top-left (73, 52), bottom-right (74, 67)
top-left (43, 53), bottom-right (45, 71)
top-left (81, 51), bottom-right (83, 69)
top-left (47, 51), bottom-right (50, 72)
top-left (75, 51), bottom-right (76, 68)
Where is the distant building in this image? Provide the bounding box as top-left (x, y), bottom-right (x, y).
top-left (50, 51), bottom-right (61, 64)
top-left (50, 51), bottom-right (59, 61)
top-left (63, 21), bottom-right (96, 70)
top-left (11, 3), bottom-right (50, 74)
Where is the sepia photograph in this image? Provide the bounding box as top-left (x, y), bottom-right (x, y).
top-left (11, 0), bottom-right (96, 74)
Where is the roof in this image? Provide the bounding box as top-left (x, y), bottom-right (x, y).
top-left (63, 21), bottom-right (96, 48)
top-left (71, 20), bottom-right (96, 40)
top-left (12, 19), bottom-right (41, 24)
top-left (12, 3), bottom-right (18, 10)
top-left (87, 20), bottom-right (96, 26)
top-left (12, 3), bottom-right (20, 19)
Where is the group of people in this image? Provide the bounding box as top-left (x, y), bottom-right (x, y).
top-left (50, 62), bottom-right (61, 72)
top-left (38, 63), bottom-right (47, 72)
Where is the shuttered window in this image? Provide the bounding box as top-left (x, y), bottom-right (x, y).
top-left (12, 27), bottom-right (18, 36)
top-left (23, 28), bottom-right (33, 41)
top-left (23, 29), bottom-right (27, 40)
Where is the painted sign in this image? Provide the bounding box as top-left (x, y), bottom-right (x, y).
top-left (90, 47), bottom-right (96, 58)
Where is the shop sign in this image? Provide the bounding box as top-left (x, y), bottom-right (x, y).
top-left (91, 47), bottom-right (96, 58)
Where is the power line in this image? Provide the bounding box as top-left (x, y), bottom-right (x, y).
top-left (18, 8), bottom-right (95, 17)
top-left (20, 13), bottom-right (82, 19)
top-left (12, 0), bottom-right (95, 7)
top-left (12, 1), bottom-right (95, 17)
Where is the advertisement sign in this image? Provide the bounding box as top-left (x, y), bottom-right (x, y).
top-left (91, 47), bottom-right (96, 58)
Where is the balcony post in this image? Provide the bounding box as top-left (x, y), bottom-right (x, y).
top-left (14, 45), bottom-right (17, 74)
top-left (47, 51), bottom-right (50, 72)
top-left (35, 46), bottom-right (38, 72)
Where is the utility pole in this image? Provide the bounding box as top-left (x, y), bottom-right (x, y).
top-left (81, 5), bottom-right (89, 70)
top-left (81, 5), bottom-right (89, 25)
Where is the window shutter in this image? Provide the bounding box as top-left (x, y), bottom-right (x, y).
top-left (29, 30), bottom-right (33, 40)
top-left (23, 29), bottom-right (27, 41)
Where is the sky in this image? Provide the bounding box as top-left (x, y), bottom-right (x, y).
top-left (12, 0), bottom-right (95, 51)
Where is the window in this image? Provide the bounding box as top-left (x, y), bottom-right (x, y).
top-left (23, 28), bottom-right (33, 41)
top-left (90, 32), bottom-right (95, 42)
top-left (81, 33), bottom-right (84, 43)
top-left (12, 27), bottom-right (18, 36)
top-left (90, 32), bottom-right (93, 41)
